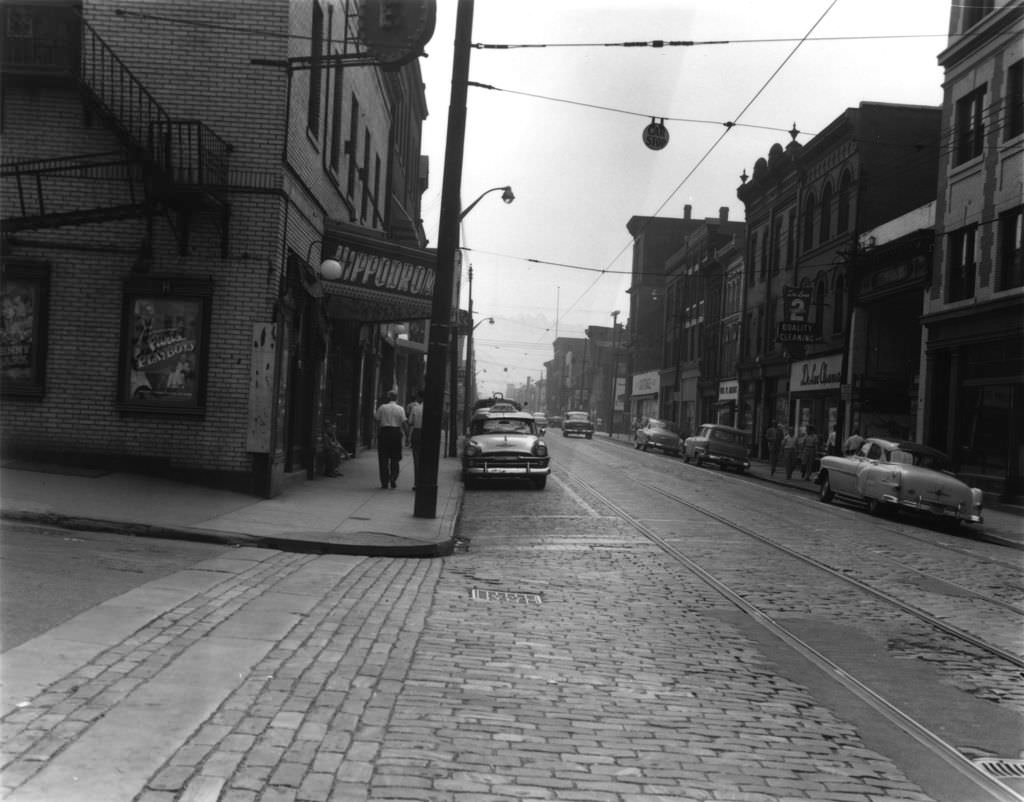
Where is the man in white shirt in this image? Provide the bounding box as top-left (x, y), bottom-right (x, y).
top-left (374, 390), bottom-right (407, 488)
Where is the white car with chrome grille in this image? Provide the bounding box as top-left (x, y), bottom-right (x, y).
top-left (817, 437), bottom-right (983, 527)
top-left (461, 406), bottom-right (550, 490)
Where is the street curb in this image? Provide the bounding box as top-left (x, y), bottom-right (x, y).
top-left (0, 509), bottom-right (458, 558)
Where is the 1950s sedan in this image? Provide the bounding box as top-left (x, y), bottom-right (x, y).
top-left (462, 407), bottom-right (550, 489)
top-left (635, 418), bottom-right (682, 456)
top-left (817, 437), bottom-right (983, 526)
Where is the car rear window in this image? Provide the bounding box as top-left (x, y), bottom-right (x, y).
top-left (566, 413), bottom-right (590, 421)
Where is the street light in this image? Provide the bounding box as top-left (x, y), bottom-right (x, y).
top-left (447, 185), bottom-right (515, 457)
top-left (608, 310), bottom-right (620, 437)
top-left (459, 185), bottom-right (514, 222)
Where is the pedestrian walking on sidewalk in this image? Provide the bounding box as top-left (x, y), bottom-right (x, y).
top-left (800, 424), bottom-right (820, 480)
top-left (406, 389), bottom-right (424, 491)
top-left (765, 420), bottom-right (783, 476)
top-left (375, 390), bottom-right (407, 489)
top-left (782, 426), bottom-right (798, 479)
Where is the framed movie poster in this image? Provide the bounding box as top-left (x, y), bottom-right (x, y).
top-left (119, 275), bottom-right (212, 412)
top-left (1, 262), bottom-right (49, 397)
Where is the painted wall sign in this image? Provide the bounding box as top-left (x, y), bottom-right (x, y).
top-left (790, 353), bottom-right (843, 392)
top-left (631, 370), bottom-right (659, 395)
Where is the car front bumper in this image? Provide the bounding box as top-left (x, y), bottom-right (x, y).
top-left (462, 459), bottom-right (550, 477)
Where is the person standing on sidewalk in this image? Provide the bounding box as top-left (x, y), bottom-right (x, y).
top-left (765, 420), bottom-right (783, 476)
top-left (800, 424), bottom-right (820, 480)
top-left (406, 390), bottom-right (424, 491)
top-left (374, 390), bottom-right (407, 489)
top-left (782, 426), bottom-right (798, 479)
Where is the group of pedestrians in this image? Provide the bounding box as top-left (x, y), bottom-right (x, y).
top-left (373, 389), bottom-right (424, 490)
top-left (764, 421), bottom-right (866, 481)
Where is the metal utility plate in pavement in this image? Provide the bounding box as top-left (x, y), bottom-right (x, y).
top-left (470, 588), bottom-right (542, 604)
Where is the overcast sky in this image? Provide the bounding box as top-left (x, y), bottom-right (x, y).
top-left (417, 1), bottom-right (951, 398)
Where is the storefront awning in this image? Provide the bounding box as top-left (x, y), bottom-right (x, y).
top-left (324, 283), bottom-right (431, 323)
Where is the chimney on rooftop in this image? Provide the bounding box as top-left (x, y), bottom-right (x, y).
top-left (684, 204), bottom-right (692, 220)
top-left (719, 206), bottom-right (729, 222)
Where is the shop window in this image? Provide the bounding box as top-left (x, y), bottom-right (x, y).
top-left (1, 261), bottom-right (49, 397)
top-left (998, 205), bottom-right (1024, 290)
top-left (947, 225), bottom-right (978, 302)
top-left (119, 275), bottom-right (212, 413)
top-left (954, 85), bottom-right (986, 165)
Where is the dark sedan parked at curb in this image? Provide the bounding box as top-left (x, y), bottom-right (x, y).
top-left (561, 410), bottom-right (594, 439)
top-left (683, 424), bottom-right (751, 472)
top-left (635, 418), bottom-right (682, 456)
top-left (461, 407), bottom-right (550, 489)
top-left (817, 437), bottom-right (983, 527)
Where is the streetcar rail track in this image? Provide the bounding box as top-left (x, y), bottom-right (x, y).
top-left (561, 467), bottom-right (1024, 802)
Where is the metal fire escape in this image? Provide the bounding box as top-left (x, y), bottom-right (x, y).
top-left (1, 5), bottom-right (232, 255)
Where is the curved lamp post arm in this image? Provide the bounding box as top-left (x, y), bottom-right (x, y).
top-left (459, 186), bottom-right (514, 222)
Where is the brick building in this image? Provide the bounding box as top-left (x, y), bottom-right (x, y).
top-left (921, 0), bottom-right (1024, 499)
top-left (736, 103), bottom-right (941, 453)
top-left (1, 0), bottom-right (432, 496)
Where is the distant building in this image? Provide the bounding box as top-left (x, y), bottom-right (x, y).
top-left (624, 206), bottom-right (707, 420)
top-left (921, 0), bottom-right (1023, 499)
top-left (737, 103), bottom-right (941, 452)
top-left (662, 208), bottom-right (746, 436)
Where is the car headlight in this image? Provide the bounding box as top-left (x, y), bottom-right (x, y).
top-left (464, 440), bottom-right (482, 457)
top-left (532, 441), bottom-right (548, 457)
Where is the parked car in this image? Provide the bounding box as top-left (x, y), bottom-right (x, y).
top-left (683, 424), bottom-right (751, 472)
top-left (562, 410), bottom-right (594, 439)
top-left (473, 393), bottom-right (522, 413)
top-left (817, 437), bottom-right (983, 526)
top-left (461, 407), bottom-right (550, 489)
top-left (533, 412), bottom-right (549, 435)
top-left (548, 415), bottom-right (563, 429)
top-left (635, 418), bottom-right (682, 456)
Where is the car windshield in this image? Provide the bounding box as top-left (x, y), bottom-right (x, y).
top-left (648, 419), bottom-right (678, 433)
top-left (566, 412), bottom-right (590, 421)
top-left (474, 418), bottom-right (535, 435)
top-left (710, 428), bottom-right (742, 443)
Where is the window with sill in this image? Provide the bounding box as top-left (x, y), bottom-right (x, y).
top-left (947, 225), bottom-right (978, 302)
top-left (998, 206), bottom-right (1023, 290)
top-left (962, 0), bottom-right (994, 31)
top-left (954, 85), bottom-right (986, 165)
top-left (307, 1), bottom-right (324, 137)
top-left (1007, 60), bottom-right (1023, 141)
top-left (803, 192), bottom-right (815, 251)
top-left (819, 182), bottom-right (833, 242)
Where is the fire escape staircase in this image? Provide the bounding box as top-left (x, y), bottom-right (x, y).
top-left (1, 8), bottom-right (232, 256)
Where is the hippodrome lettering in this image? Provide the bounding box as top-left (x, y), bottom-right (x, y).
top-left (330, 245), bottom-right (436, 298)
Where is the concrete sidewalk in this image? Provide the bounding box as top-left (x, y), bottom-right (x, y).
top-left (0, 449), bottom-right (462, 557)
